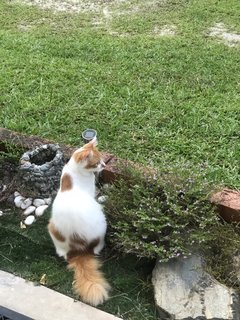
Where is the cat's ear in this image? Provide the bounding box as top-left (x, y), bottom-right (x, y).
top-left (73, 149), bottom-right (91, 163)
top-left (86, 137), bottom-right (98, 148)
top-left (73, 138), bottom-right (98, 163)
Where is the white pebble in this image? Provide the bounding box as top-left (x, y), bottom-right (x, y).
top-left (44, 197), bottom-right (52, 205)
top-left (24, 215), bottom-right (35, 225)
top-left (14, 196), bottom-right (25, 208)
top-left (33, 198), bottom-right (46, 207)
top-left (102, 184), bottom-right (112, 190)
top-left (98, 195), bottom-right (108, 204)
top-left (14, 191), bottom-right (21, 197)
top-left (35, 205), bottom-right (48, 217)
top-left (23, 206), bottom-right (36, 216)
top-left (0, 211), bottom-right (3, 216)
top-left (21, 198), bottom-right (32, 210)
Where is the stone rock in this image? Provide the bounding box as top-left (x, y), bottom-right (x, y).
top-left (14, 196), bottom-right (25, 208)
top-left (0, 211), bottom-right (3, 216)
top-left (24, 215), bottom-right (35, 225)
top-left (14, 191), bottom-right (21, 197)
top-left (211, 188), bottom-right (240, 223)
top-left (23, 206), bottom-right (36, 216)
top-left (19, 144), bottom-right (64, 198)
top-left (98, 195), bottom-right (108, 204)
top-left (44, 197), bottom-right (52, 205)
top-left (20, 198), bottom-right (32, 210)
top-left (33, 198), bottom-right (46, 207)
top-left (152, 255), bottom-right (240, 319)
top-left (102, 183), bottom-right (112, 191)
top-left (35, 205), bottom-right (48, 217)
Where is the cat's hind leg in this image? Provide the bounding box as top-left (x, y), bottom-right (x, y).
top-left (48, 221), bottom-right (69, 259)
top-left (93, 237), bottom-right (105, 255)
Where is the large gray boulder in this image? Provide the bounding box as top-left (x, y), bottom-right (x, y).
top-left (152, 255), bottom-right (240, 319)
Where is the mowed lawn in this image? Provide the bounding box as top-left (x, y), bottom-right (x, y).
top-left (0, 0), bottom-right (240, 188)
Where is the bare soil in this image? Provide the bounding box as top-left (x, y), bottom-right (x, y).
top-left (12, 0), bottom-right (129, 13)
top-left (0, 157), bottom-right (19, 204)
top-left (208, 23), bottom-right (240, 47)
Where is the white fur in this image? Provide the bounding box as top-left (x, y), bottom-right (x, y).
top-left (50, 152), bottom-right (107, 259)
top-left (64, 159), bottom-right (96, 197)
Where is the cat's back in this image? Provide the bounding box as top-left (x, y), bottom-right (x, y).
top-left (53, 186), bottom-right (97, 211)
top-left (52, 166), bottom-right (99, 212)
top-left (51, 180), bottom-right (106, 238)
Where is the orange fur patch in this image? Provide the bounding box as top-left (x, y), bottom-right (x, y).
top-left (73, 141), bottom-right (102, 167)
top-left (48, 221), bottom-right (66, 242)
top-left (73, 149), bottom-right (90, 163)
top-left (85, 149), bottom-right (102, 169)
top-left (73, 140), bottom-right (95, 163)
top-left (61, 173), bottom-right (72, 192)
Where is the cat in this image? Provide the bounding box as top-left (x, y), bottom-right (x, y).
top-left (48, 137), bottom-right (110, 306)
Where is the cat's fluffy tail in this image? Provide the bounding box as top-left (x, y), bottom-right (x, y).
top-left (67, 254), bottom-right (110, 306)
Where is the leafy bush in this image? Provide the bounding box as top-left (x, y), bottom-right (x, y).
top-left (105, 162), bottom-right (240, 292)
top-left (105, 163), bottom-right (221, 261)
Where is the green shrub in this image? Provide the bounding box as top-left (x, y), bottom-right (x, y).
top-left (105, 162), bottom-right (240, 292)
top-left (105, 163), bottom-right (221, 261)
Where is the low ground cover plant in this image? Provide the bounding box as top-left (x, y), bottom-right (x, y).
top-left (105, 163), bottom-right (218, 260)
top-left (105, 163), bottom-right (240, 291)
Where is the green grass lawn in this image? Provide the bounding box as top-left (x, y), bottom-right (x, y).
top-left (0, 0), bottom-right (239, 188)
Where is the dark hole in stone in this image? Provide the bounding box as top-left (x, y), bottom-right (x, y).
top-left (30, 149), bottom-right (56, 166)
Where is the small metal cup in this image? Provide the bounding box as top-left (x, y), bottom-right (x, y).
top-left (82, 129), bottom-right (97, 144)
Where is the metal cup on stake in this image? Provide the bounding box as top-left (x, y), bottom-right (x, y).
top-left (81, 129), bottom-right (97, 144)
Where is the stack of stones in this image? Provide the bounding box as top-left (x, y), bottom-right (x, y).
top-left (19, 144), bottom-right (65, 198)
top-left (13, 144), bottom-right (65, 227)
top-left (14, 191), bottom-right (51, 226)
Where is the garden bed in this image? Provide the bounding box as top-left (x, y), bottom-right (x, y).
top-left (0, 128), bottom-right (158, 320)
top-left (1, 127), bottom-right (240, 220)
top-left (1, 127), bottom-right (240, 319)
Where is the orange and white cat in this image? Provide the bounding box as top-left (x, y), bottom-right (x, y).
top-left (48, 138), bottom-right (110, 306)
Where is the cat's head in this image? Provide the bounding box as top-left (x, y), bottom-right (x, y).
top-left (72, 137), bottom-right (106, 173)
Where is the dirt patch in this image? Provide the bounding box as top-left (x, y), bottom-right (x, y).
top-left (12, 0), bottom-right (129, 13)
top-left (17, 18), bottom-right (53, 32)
top-left (12, 0), bottom-right (166, 20)
top-left (153, 24), bottom-right (177, 37)
top-left (208, 23), bottom-right (240, 47)
top-left (0, 157), bottom-right (19, 204)
top-left (12, 0), bottom-right (171, 37)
